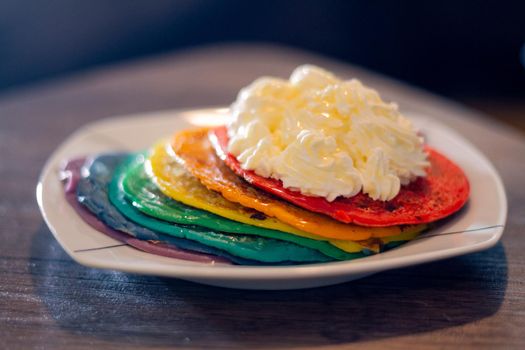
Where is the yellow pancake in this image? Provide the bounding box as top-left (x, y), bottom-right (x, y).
top-left (149, 142), bottom-right (330, 239)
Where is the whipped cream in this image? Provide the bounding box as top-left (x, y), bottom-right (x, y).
top-left (227, 65), bottom-right (429, 201)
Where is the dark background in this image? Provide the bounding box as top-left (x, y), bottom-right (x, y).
top-left (1, 0), bottom-right (524, 101)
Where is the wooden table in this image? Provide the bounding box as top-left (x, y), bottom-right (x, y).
top-left (1, 44), bottom-right (524, 349)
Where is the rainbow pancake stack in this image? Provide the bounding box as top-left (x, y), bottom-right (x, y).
top-left (63, 65), bottom-right (470, 265)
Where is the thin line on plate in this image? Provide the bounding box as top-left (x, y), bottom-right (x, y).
top-left (414, 224), bottom-right (504, 240)
top-left (74, 243), bottom-right (128, 253)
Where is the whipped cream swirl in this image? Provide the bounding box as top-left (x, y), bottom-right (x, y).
top-left (227, 65), bottom-right (429, 201)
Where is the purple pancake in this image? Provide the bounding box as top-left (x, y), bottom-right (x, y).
top-left (61, 158), bottom-right (231, 264)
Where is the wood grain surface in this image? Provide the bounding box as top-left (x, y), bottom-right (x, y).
top-left (1, 44), bottom-right (524, 350)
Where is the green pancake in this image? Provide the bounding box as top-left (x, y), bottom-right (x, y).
top-left (108, 154), bottom-right (351, 263)
top-left (119, 153), bottom-right (367, 261)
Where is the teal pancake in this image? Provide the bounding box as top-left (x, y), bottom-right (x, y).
top-left (94, 154), bottom-right (336, 263)
top-left (120, 152), bottom-right (367, 261)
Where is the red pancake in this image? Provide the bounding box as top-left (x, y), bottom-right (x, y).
top-left (211, 126), bottom-right (470, 227)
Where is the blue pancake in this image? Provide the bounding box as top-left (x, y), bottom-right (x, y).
top-left (77, 154), bottom-right (333, 264)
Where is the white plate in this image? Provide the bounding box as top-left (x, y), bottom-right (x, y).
top-left (37, 108), bottom-right (507, 290)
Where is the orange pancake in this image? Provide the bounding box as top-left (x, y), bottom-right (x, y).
top-left (171, 128), bottom-right (425, 241)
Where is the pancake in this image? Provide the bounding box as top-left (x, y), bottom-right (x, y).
top-left (171, 128), bottom-right (426, 241)
top-left (77, 153), bottom-right (334, 263)
top-left (62, 157), bottom-right (231, 264)
top-left (148, 142), bottom-right (326, 238)
top-left (121, 151), bottom-right (368, 259)
top-left (212, 126), bottom-right (470, 227)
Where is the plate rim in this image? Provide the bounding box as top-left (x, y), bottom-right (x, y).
top-left (36, 107), bottom-right (507, 281)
